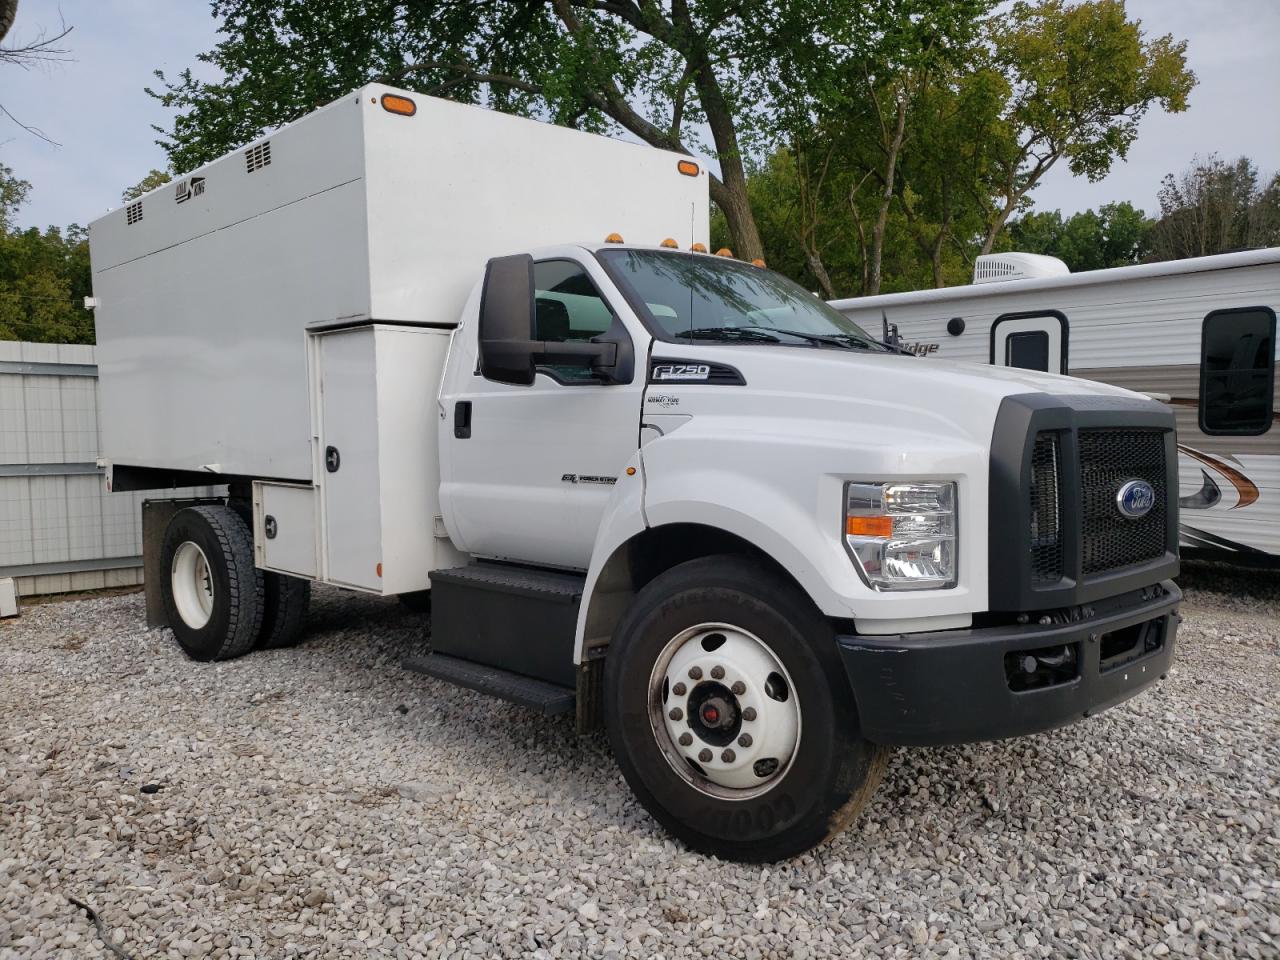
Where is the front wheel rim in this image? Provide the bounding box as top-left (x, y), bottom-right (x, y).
top-left (647, 622), bottom-right (801, 801)
top-left (171, 541), bottom-right (214, 629)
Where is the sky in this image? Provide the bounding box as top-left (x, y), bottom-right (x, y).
top-left (2, 0), bottom-right (1278, 232)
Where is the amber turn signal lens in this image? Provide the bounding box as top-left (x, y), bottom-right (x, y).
top-left (677, 159), bottom-right (700, 177)
top-left (715, 247), bottom-right (733, 257)
top-left (690, 242), bottom-right (707, 253)
top-left (847, 516), bottom-right (894, 538)
top-left (380, 93), bottom-right (417, 116)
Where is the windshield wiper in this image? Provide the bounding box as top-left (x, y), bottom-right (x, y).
top-left (677, 326), bottom-right (782, 343)
top-left (738, 326), bottom-right (856, 348)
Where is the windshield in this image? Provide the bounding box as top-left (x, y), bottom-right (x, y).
top-left (596, 248), bottom-right (885, 350)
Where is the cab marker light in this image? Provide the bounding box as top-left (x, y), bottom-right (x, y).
top-left (677, 159), bottom-right (700, 177)
top-left (660, 237), bottom-right (679, 248)
top-left (715, 247), bottom-right (733, 257)
top-left (690, 242), bottom-right (707, 253)
top-left (605, 232), bottom-right (624, 243)
top-left (752, 258), bottom-right (766, 268)
top-left (626, 467), bottom-right (637, 476)
top-left (380, 93), bottom-right (417, 116)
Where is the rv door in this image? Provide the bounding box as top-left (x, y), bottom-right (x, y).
top-left (991, 310), bottom-right (1067, 374)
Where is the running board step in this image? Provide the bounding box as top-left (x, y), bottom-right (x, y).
top-left (428, 562), bottom-right (584, 688)
top-left (403, 653), bottom-right (576, 716)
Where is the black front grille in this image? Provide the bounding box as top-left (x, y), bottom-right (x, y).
top-left (1079, 429), bottom-right (1167, 574)
top-left (1029, 433), bottom-right (1063, 582)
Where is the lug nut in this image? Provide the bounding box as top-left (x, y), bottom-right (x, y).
top-left (721, 749), bottom-right (736, 763)
top-left (738, 733), bottom-right (752, 747)
top-left (710, 665), bottom-right (725, 680)
top-left (731, 681), bottom-right (745, 695)
top-left (669, 707), bottom-right (683, 721)
top-left (688, 666), bottom-right (703, 680)
top-left (698, 748), bottom-right (712, 763)
top-left (742, 707), bottom-right (757, 722)
top-left (672, 682), bottom-right (687, 696)
top-left (678, 732), bottom-right (693, 746)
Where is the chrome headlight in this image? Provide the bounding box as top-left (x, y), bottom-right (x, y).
top-left (844, 482), bottom-right (957, 590)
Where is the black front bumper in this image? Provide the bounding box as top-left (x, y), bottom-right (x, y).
top-left (837, 581), bottom-right (1180, 746)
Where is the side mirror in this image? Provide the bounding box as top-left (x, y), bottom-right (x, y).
top-left (478, 254), bottom-right (537, 386)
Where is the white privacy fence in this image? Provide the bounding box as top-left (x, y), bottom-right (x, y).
top-left (0, 341), bottom-right (218, 596)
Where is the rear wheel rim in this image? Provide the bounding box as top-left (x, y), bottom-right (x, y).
top-left (647, 622), bottom-right (801, 801)
top-left (171, 541), bottom-right (214, 629)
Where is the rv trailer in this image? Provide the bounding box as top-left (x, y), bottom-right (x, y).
top-left (831, 249), bottom-right (1280, 561)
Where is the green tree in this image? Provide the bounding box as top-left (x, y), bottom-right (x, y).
top-left (0, 162), bottom-right (30, 230)
top-left (122, 169), bottom-right (173, 203)
top-left (0, 165), bottom-right (94, 344)
top-left (151, 0), bottom-right (924, 261)
top-left (1151, 155), bottom-right (1280, 260)
top-left (976, 0), bottom-right (1195, 253)
top-left (1007, 201), bottom-right (1153, 271)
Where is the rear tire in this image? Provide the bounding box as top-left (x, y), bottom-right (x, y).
top-left (257, 573), bottom-right (311, 649)
top-left (604, 554), bottom-right (889, 862)
top-left (160, 504), bottom-right (263, 662)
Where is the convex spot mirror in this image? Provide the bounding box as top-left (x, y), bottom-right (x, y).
top-left (478, 254), bottom-right (632, 386)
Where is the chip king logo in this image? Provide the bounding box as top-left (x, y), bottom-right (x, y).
top-left (652, 362), bottom-right (711, 382)
top-left (646, 393), bottom-right (680, 407)
top-left (561, 474), bottom-right (617, 485)
top-left (174, 176), bottom-right (206, 204)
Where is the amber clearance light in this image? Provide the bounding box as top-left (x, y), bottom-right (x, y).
top-left (380, 93), bottom-right (417, 116)
top-left (846, 515), bottom-right (894, 538)
top-left (677, 159), bottom-right (700, 177)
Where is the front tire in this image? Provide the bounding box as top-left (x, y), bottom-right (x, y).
top-left (604, 554), bottom-right (888, 862)
top-left (160, 504), bottom-right (263, 662)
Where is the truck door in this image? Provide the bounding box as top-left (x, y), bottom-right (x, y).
top-left (991, 310), bottom-right (1068, 374)
top-left (440, 256), bottom-right (646, 570)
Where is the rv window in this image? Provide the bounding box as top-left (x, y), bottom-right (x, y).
top-left (1200, 307), bottom-right (1276, 435)
top-left (1006, 331), bottom-right (1050, 372)
top-left (533, 259), bottom-right (616, 384)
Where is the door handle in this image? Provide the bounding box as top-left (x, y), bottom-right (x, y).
top-left (454, 401), bottom-right (472, 439)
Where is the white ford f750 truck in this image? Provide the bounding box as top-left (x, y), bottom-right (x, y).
top-left (88, 85), bottom-right (1180, 862)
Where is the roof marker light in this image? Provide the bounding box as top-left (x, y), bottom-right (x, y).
top-left (715, 247), bottom-right (733, 257)
top-left (677, 159), bottom-right (700, 177)
top-left (751, 258), bottom-right (766, 268)
top-left (660, 237), bottom-right (678, 249)
top-left (690, 242), bottom-right (707, 253)
top-left (605, 232), bottom-right (624, 243)
top-left (380, 93), bottom-right (417, 116)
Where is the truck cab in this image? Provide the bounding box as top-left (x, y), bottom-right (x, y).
top-left (89, 85), bottom-right (1179, 863)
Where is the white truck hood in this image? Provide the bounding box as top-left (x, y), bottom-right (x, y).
top-left (642, 345), bottom-right (1148, 447)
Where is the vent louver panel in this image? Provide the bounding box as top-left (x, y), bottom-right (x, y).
top-left (245, 141), bottom-right (272, 173)
top-left (125, 201), bottom-right (143, 225)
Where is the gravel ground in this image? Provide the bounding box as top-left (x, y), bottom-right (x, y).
top-left (1, 562), bottom-right (1277, 959)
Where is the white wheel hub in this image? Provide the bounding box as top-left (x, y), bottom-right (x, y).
top-left (171, 541), bottom-right (215, 629)
top-left (648, 623), bottom-right (801, 799)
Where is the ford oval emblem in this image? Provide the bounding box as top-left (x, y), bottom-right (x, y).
top-left (1116, 479), bottom-right (1156, 519)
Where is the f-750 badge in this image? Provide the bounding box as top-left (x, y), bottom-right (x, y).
top-left (652, 363), bottom-right (710, 381)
